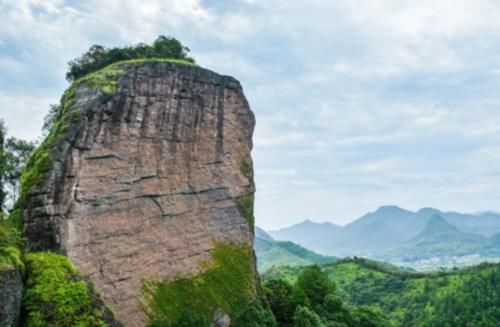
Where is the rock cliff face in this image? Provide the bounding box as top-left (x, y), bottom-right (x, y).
top-left (0, 267), bottom-right (23, 327)
top-left (23, 62), bottom-right (257, 326)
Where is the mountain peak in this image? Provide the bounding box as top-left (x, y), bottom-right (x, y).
top-left (375, 205), bottom-right (410, 215)
top-left (427, 214), bottom-right (454, 228)
top-left (416, 214), bottom-right (461, 240)
top-left (417, 207), bottom-right (441, 216)
top-left (255, 227), bottom-right (274, 241)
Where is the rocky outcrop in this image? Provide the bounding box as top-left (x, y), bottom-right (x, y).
top-left (0, 267), bottom-right (23, 327)
top-left (23, 61), bottom-right (256, 326)
top-left (211, 310), bottom-right (231, 327)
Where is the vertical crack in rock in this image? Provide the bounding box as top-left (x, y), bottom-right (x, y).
top-left (23, 62), bottom-right (257, 326)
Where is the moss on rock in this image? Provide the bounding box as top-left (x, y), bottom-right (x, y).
top-left (0, 219), bottom-right (23, 273)
top-left (236, 194), bottom-right (255, 230)
top-left (238, 156), bottom-right (253, 181)
top-left (78, 65), bottom-right (124, 95)
top-left (142, 243), bottom-right (256, 326)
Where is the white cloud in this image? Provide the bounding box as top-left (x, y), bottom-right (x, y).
top-left (0, 91), bottom-right (56, 140)
top-left (2, 0), bottom-right (500, 228)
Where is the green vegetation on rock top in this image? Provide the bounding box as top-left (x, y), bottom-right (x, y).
top-left (142, 243), bottom-right (256, 326)
top-left (66, 35), bottom-right (195, 81)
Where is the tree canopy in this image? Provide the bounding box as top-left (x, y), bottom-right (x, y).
top-left (66, 35), bottom-right (195, 81)
top-left (0, 122), bottom-right (36, 211)
top-left (263, 265), bottom-right (388, 327)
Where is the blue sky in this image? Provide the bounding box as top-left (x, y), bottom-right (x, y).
top-left (2, 0), bottom-right (500, 229)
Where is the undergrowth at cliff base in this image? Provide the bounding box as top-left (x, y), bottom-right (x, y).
top-left (23, 252), bottom-right (107, 327)
top-left (0, 219), bottom-right (23, 273)
top-left (141, 243), bottom-right (257, 326)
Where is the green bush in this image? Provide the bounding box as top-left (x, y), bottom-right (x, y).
top-left (296, 265), bottom-right (335, 307)
top-left (23, 252), bottom-right (106, 327)
top-left (264, 279), bottom-right (295, 326)
top-left (232, 300), bottom-right (277, 327)
top-left (0, 220), bottom-right (23, 272)
top-left (293, 306), bottom-right (325, 327)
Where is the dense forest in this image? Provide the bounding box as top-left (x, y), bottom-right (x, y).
top-left (263, 265), bottom-right (388, 327)
top-left (262, 258), bottom-right (500, 326)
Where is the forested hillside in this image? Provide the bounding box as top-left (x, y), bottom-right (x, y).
top-left (262, 258), bottom-right (500, 326)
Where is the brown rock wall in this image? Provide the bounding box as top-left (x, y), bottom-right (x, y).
top-left (24, 62), bottom-right (256, 326)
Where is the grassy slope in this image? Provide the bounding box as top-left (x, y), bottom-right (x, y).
top-left (261, 258), bottom-right (500, 326)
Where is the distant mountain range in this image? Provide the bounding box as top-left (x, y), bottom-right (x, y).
top-left (266, 206), bottom-right (500, 269)
top-left (254, 227), bottom-right (337, 272)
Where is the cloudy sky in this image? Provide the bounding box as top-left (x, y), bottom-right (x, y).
top-left (2, 0), bottom-right (500, 229)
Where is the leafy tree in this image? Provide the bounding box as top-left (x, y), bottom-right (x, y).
top-left (0, 122), bottom-right (36, 210)
top-left (293, 306), bottom-right (325, 327)
top-left (318, 294), bottom-right (354, 325)
top-left (296, 265), bottom-right (335, 307)
top-left (264, 279), bottom-right (295, 326)
top-left (233, 300), bottom-right (277, 327)
top-left (289, 286), bottom-right (310, 311)
top-left (350, 307), bottom-right (387, 327)
top-left (2, 137), bottom-right (36, 203)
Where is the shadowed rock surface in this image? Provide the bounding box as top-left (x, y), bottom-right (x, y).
top-left (23, 62), bottom-right (257, 326)
top-left (0, 267), bottom-right (23, 327)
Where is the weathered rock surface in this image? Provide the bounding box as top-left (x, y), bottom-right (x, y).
top-left (211, 310), bottom-right (231, 327)
top-left (0, 267), bottom-right (23, 327)
top-left (24, 62), bottom-right (256, 326)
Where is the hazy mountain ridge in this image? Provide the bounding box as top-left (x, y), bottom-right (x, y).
top-left (268, 206), bottom-right (500, 269)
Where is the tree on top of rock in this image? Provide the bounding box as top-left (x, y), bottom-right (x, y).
top-left (66, 35), bottom-right (195, 81)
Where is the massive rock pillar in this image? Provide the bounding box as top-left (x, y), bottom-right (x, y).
top-left (23, 61), bottom-right (257, 326)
